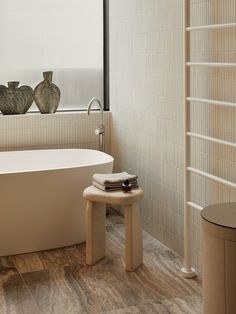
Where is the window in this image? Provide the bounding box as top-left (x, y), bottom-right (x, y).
top-left (0, 0), bottom-right (108, 111)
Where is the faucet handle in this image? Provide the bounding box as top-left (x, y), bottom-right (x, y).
top-left (94, 124), bottom-right (105, 135)
top-left (94, 128), bottom-right (101, 135)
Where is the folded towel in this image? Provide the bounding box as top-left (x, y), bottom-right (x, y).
top-left (93, 172), bottom-right (138, 186)
top-left (97, 179), bottom-right (138, 188)
top-left (93, 180), bottom-right (139, 192)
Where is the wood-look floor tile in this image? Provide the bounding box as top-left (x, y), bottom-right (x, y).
top-left (0, 210), bottom-right (202, 314)
top-left (106, 208), bottom-right (124, 226)
top-left (162, 294), bottom-right (202, 314)
top-left (101, 301), bottom-right (169, 314)
top-left (13, 243), bottom-right (86, 274)
top-left (107, 225), bottom-right (201, 297)
top-left (21, 264), bottom-right (168, 314)
top-left (21, 267), bottom-right (88, 314)
top-left (109, 224), bottom-right (201, 298)
top-left (101, 294), bottom-right (202, 314)
top-left (107, 225), bottom-right (125, 248)
top-left (0, 256), bottom-right (17, 278)
top-left (0, 273), bottom-right (40, 314)
top-left (13, 252), bottom-right (44, 274)
top-left (22, 257), bottom-right (200, 314)
top-left (20, 266), bottom-right (134, 314)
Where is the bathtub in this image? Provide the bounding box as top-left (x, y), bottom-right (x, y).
top-left (0, 149), bottom-right (113, 256)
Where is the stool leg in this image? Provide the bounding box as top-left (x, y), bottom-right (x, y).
top-left (124, 203), bottom-right (143, 271)
top-left (86, 201), bottom-right (106, 265)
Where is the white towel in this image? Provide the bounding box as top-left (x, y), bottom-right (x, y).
top-left (93, 172), bottom-right (138, 186)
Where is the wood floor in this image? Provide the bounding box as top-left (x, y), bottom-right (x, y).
top-left (0, 209), bottom-right (202, 314)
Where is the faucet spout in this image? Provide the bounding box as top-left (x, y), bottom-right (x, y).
top-left (87, 97), bottom-right (104, 125)
top-left (87, 97), bottom-right (105, 151)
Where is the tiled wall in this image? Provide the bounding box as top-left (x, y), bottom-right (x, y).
top-left (109, 0), bottom-right (236, 270)
top-left (0, 112), bottom-right (111, 153)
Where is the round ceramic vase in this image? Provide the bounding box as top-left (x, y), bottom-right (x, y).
top-left (0, 81), bottom-right (34, 115)
top-left (34, 71), bottom-right (61, 114)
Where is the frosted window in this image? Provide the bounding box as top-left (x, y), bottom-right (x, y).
top-left (0, 0), bottom-right (103, 111)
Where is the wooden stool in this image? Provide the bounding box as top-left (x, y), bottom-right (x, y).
top-left (83, 185), bottom-right (144, 271)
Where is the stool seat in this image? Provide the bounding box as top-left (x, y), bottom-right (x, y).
top-left (83, 185), bottom-right (144, 271)
top-left (83, 185), bottom-right (144, 205)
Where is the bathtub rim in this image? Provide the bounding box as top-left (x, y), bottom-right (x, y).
top-left (0, 148), bottom-right (114, 175)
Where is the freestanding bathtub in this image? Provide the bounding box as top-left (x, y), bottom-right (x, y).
top-left (0, 149), bottom-right (113, 256)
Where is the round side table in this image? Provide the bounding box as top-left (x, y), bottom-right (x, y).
top-left (201, 203), bottom-right (236, 314)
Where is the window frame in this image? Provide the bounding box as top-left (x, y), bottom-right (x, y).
top-left (24, 0), bottom-right (109, 114)
top-left (103, 0), bottom-right (109, 111)
top-left (57, 0), bottom-right (109, 113)
top-left (53, 0), bottom-right (109, 113)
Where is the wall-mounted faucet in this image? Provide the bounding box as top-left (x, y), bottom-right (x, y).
top-left (87, 97), bottom-right (105, 152)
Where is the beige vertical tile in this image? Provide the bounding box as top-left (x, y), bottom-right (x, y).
top-left (110, 0), bottom-right (236, 271)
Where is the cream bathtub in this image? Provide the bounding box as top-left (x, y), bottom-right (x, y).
top-left (0, 149), bottom-right (113, 256)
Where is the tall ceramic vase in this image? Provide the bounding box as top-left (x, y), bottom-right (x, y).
top-left (0, 81), bottom-right (34, 115)
top-left (34, 71), bottom-right (61, 114)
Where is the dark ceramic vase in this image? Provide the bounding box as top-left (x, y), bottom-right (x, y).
top-left (34, 71), bottom-right (61, 114)
top-left (0, 81), bottom-right (34, 115)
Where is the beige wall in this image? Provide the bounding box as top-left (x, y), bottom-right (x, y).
top-left (0, 112), bottom-right (111, 153)
top-left (109, 0), bottom-right (236, 270)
